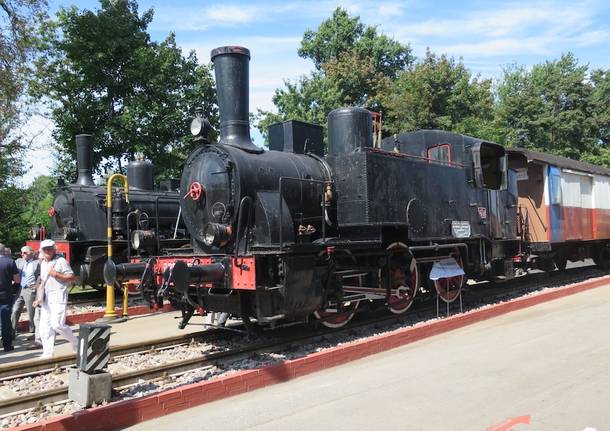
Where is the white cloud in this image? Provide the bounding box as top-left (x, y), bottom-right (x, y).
top-left (205, 5), bottom-right (260, 25)
top-left (392, 2), bottom-right (609, 58)
top-left (377, 2), bottom-right (405, 18)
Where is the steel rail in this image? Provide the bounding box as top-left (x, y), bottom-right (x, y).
top-left (0, 326), bottom-right (242, 381)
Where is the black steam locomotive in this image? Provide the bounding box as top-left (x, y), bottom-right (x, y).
top-left (28, 134), bottom-right (189, 288)
top-left (113, 45), bottom-right (610, 330)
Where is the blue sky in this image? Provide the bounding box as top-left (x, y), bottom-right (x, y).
top-left (25, 0), bottom-right (610, 182)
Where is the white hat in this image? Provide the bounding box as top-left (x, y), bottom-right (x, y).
top-left (40, 239), bottom-right (56, 249)
top-left (21, 245), bottom-right (34, 253)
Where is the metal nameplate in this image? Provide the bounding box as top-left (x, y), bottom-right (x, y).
top-left (451, 221), bottom-right (471, 238)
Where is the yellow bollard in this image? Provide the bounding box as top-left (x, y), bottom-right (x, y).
top-left (122, 283), bottom-right (129, 318)
top-left (103, 173), bottom-right (129, 319)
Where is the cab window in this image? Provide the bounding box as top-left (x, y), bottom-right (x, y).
top-left (427, 144), bottom-right (451, 165)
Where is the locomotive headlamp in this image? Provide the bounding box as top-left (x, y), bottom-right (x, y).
top-left (190, 107), bottom-right (211, 141)
top-left (190, 116), bottom-right (203, 136)
top-left (203, 223), bottom-right (231, 247)
top-left (131, 229), bottom-right (156, 251)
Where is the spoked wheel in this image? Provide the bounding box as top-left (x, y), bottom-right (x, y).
top-left (433, 251), bottom-right (465, 303)
top-left (138, 259), bottom-right (161, 308)
top-left (314, 248), bottom-right (360, 329)
top-left (383, 243), bottom-right (419, 314)
top-left (313, 301), bottom-right (359, 328)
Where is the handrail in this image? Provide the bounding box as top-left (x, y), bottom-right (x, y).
top-left (278, 176), bottom-right (330, 251)
top-left (104, 173), bottom-right (129, 319)
top-left (235, 196), bottom-right (252, 259)
top-left (366, 147), bottom-right (465, 168)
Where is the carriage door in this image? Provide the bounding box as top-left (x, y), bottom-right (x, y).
top-left (577, 173), bottom-right (594, 240)
top-left (560, 170), bottom-right (594, 241)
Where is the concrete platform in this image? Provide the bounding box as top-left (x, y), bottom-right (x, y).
top-left (0, 310), bottom-right (209, 365)
top-left (123, 284), bottom-right (610, 431)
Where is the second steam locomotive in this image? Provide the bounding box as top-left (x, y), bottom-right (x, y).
top-left (28, 134), bottom-right (189, 289)
top-left (113, 45), bottom-right (610, 330)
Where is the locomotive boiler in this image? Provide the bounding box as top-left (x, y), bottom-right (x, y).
top-left (28, 134), bottom-right (189, 288)
top-left (115, 44), bottom-right (610, 331)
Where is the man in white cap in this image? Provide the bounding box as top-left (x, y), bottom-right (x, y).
top-left (12, 246), bottom-right (40, 342)
top-left (33, 239), bottom-right (78, 358)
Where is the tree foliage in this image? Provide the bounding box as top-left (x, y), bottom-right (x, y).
top-left (381, 49), bottom-right (497, 140)
top-left (496, 53), bottom-right (598, 160)
top-left (32, 0), bottom-right (217, 182)
top-left (0, 0), bottom-right (48, 249)
top-left (0, 0), bottom-right (47, 148)
top-left (298, 8), bottom-right (413, 78)
top-left (0, 175), bottom-right (56, 251)
top-left (256, 7), bottom-right (412, 141)
top-left (591, 69), bottom-right (610, 147)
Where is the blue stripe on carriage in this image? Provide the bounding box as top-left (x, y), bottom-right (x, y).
top-left (548, 165), bottom-right (562, 243)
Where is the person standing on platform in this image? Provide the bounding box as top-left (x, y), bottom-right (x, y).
top-left (33, 239), bottom-right (78, 358)
top-left (0, 243), bottom-right (19, 351)
top-left (12, 246), bottom-right (40, 340)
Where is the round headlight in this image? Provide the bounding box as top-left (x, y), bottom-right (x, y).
top-left (202, 223), bottom-right (231, 247)
top-left (203, 224), bottom-right (216, 246)
top-left (131, 230), bottom-right (155, 251)
top-left (190, 117), bottom-right (203, 136)
top-left (132, 231), bottom-right (141, 249)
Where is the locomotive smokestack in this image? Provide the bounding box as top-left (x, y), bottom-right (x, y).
top-left (75, 134), bottom-right (95, 186)
top-left (210, 46), bottom-right (261, 153)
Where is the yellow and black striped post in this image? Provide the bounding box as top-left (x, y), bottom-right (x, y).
top-left (103, 173), bottom-right (129, 319)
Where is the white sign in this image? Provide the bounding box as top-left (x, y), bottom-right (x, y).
top-left (429, 257), bottom-right (465, 281)
top-left (515, 168), bottom-right (528, 181)
top-left (451, 221), bottom-right (471, 238)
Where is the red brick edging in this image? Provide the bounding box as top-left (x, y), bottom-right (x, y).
top-left (16, 304), bottom-right (174, 332)
top-left (14, 275), bottom-right (610, 431)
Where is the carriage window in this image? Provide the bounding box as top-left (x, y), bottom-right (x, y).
top-left (427, 144), bottom-right (451, 165)
top-left (550, 173), bottom-right (562, 205)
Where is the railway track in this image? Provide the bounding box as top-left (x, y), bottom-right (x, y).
top-left (1, 264), bottom-right (608, 418)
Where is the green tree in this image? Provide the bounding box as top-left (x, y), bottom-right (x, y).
top-left (496, 53), bottom-right (597, 160)
top-left (23, 175), bottom-right (55, 230)
top-left (32, 0), bottom-right (217, 181)
top-left (0, 0), bottom-right (47, 147)
top-left (0, 0), bottom-right (48, 249)
top-left (256, 7), bottom-right (412, 141)
top-left (299, 8), bottom-right (412, 78)
top-left (382, 49), bottom-right (497, 139)
top-left (591, 69), bottom-right (610, 146)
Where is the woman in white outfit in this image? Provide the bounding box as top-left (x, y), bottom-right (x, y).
top-left (33, 239), bottom-right (78, 358)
